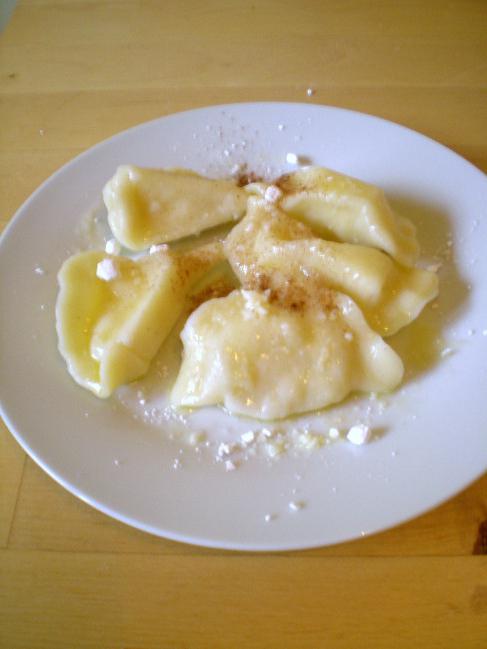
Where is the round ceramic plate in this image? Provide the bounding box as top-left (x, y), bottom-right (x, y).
top-left (1, 103), bottom-right (486, 550)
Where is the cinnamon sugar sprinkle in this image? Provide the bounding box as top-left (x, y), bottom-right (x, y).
top-left (243, 269), bottom-right (337, 314)
top-left (275, 172), bottom-right (305, 194)
top-left (235, 171), bottom-right (264, 187)
top-left (189, 279), bottom-right (235, 310)
top-left (172, 242), bottom-right (224, 284)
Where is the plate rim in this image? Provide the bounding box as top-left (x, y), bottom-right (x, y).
top-left (2, 100), bottom-right (486, 248)
top-left (1, 101), bottom-right (486, 551)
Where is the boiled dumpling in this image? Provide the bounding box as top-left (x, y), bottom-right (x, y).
top-left (56, 243), bottom-right (223, 397)
top-left (224, 199), bottom-right (438, 337)
top-left (268, 166), bottom-right (419, 267)
top-left (171, 289), bottom-right (404, 420)
top-left (103, 165), bottom-right (248, 250)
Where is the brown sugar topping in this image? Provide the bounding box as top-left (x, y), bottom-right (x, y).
top-left (189, 279), bottom-right (235, 311)
top-left (235, 171), bottom-right (264, 187)
top-left (173, 242), bottom-right (224, 286)
top-left (242, 268), bottom-right (337, 315)
top-left (274, 172), bottom-right (306, 195)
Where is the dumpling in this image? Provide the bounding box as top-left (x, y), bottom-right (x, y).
top-left (224, 199), bottom-right (438, 337)
top-left (56, 243), bottom-right (224, 397)
top-left (271, 166), bottom-right (419, 267)
top-left (103, 165), bottom-right (248, 250)
top-left (171, 289), bottom-right (404, 420)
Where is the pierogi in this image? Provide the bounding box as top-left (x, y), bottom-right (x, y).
top-left (56, 164), bottom-right (439, 423)
top-left (269, 166), bottom-right (418, 266)
top-left (56, 243), bottom-right (223, 397)
top-left (171, 289), bottom-right (403, 420)
top-left (103, 165), bottom-right (247, 250)
top-left (224, 198), bottom-right (438, 337)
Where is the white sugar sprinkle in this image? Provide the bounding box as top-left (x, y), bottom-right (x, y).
top-left (241, 431), bottom-right (255, 445)
top-left (328, 427), bottom-right (340, 440)
top-left (265, 443), bottom-right (281, 458)
top-left (34, 266), bottom-right (45, 275)
top-left (346, 424), bottom-right (371, 445)
top-left (289, 500), bottom-right (305, 512)
top-left (149, 243), bottom-right (169, 255)
top-left (306, 87), bottom-right (315, 96)
top-left (96, 258), bottom-right (118, 281)
top-left (225, 460), bottom-right (237, 472)
top-left (264, 185), bottom-right (283, 203)
top-left (105, 238), bottom-right (121, 255)
top-left (217, 442), bottom-right (233, 457)
top-left (286, 152), bottom-right (299, 165)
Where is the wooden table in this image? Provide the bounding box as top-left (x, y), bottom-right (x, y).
top-left (1, 1), bottom-right (486, 646)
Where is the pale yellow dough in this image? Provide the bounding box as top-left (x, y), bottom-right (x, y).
top-left (224, 199), bottom-right (438, 337)
top-left (249, 166), bottom-right (419, 267)
top-left (56, 243), bottom-right (223, 397)
top-left (103, 165), bottom-right (248, 250)
top-left (171, 290), bottom-right (404, 420)
top-left (57, 164), bottom-right (438, 420)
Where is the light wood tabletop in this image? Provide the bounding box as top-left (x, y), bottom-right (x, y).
top-left (1, 1), bottom-right (487, 647)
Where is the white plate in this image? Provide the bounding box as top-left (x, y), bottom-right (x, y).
top-left (1, 103), bottom-right (487, 551)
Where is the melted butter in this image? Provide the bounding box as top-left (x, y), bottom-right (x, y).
top-left (56, 244), bottom-right (225, 398)
top-left (276, 166), bottom-right (420, 266)
top-left (388, 302), bottom-right (444, 379)
top-left (66, 166), bottom-right (445, 455)
top-left (224, 199), bottom-right (438, 337)
top-left (170, 290), bottom-right (403, 420)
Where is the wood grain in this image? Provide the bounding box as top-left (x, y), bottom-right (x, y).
top-left (2, 87), bottom-right (486, 220)
top-left (1, 0), bottom-right (486, 646)
top-left (2, 1), bottom-right (486, 94)
top-left (1, 550), bottom-right (486, 649)
top-left (0, 424), bottom-right (25, 547)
